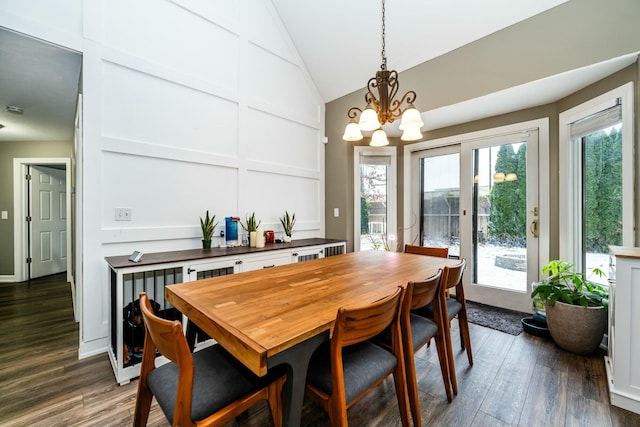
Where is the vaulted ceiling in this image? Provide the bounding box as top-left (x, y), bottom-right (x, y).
top-left (0, 1), bottom-right (636, 142)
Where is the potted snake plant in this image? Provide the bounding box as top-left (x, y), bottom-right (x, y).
top-left (199, 210), bottom-right (218, 249)
top-left (279, 211), bottom-right (296, 242)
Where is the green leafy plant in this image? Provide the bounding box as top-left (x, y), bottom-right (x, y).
top-left (531, 259), bottom-right (608, 310)
top-left (279, 211), bottom-right (296, 237)
top-left (240, 212), bottom-right (261, 233)
top-left (199, 210), bottom-right (218, 241)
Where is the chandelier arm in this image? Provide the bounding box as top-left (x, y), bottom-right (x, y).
top-left (347, 107), bottom-right (362, 119)
top-left (390, 90), bottom-right (418, 115)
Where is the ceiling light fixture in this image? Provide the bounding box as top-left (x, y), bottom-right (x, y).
top-left (342, 0), bottom-right (424, 146)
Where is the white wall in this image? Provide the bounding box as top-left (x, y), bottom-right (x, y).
top-left (0, 0), bottom-right (325, 358)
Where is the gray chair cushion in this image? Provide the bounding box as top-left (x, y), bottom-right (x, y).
top-left (375, 314), bottom-right (437, 352)
top-left (408, 314), bottom-right (438, 351)
top-left (420, 297), bottom-right (463, 320)
top-left (306, 341), bottom-right (397, 404)
top-left (147, 344), bottom-right (282, 423)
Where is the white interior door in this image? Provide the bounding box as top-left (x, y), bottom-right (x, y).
top-left (30, 165), bottom-right (67, 278)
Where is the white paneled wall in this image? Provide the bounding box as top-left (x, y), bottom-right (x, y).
top-left (0, 0), bottom-right (325, 358)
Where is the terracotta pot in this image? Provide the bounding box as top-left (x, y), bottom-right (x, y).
top-left (545, 301), bottom-right (606, 355)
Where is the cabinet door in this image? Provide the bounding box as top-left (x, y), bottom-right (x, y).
top-left (241, 252), bottom-right (291, 271)
top-left (187, 258), bottom-right (241, 281)
top-left (292, 246), bottom-right (325, 263)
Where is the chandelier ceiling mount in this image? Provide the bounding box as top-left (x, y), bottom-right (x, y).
top-left (342, 0), bottom-right (424, 146)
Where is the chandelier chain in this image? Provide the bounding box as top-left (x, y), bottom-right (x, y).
top-left (380, 0), bottom-right (386, 70)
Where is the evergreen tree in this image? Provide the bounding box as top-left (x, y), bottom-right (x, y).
top-left (488, 144), bottom-right (526, 245)
top-left (584, 128), bottom-right (622, 252)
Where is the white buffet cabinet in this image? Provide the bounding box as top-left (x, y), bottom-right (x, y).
top-left (106, 238), bottom-right (346, 385)
top-left (606, 246), bottom-right (640, 414)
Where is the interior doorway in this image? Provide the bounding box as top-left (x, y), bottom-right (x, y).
top-left (13, 158), bottom-right (72, 284)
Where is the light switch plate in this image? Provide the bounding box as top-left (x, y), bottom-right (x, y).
top-left (1, 211), bottom-right (7, 220)
top-left (333, 208), bottom-right (339, 217)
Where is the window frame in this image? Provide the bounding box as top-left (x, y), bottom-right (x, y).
top-left (354, 146), bottom-right (397, 252)
top-left (558, 82), bottom-right (635, 271)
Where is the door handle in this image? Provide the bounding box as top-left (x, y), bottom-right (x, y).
top-left (530, 219), bottom-right (539, 238)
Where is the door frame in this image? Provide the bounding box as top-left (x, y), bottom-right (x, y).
top-left (13, 157), bottom-right (72, 283)
top-left (404, 118), bottom-right (550, 312)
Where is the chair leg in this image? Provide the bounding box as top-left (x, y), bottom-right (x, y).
top-left (403, 351), bottom-right (422, 427)
top-left (392, 369), bottom-right (411, 427)
top-left (266, 376), bottom-right (286, 427)
top-left (133, 380), bottom-right (154, 427)
top-left (434, 331), bottom-right (452, 402)
top-left (328, 397), bottom-right (349, 427)
top-left (458, 309), bottom-right (473, 366)
top-left (442, 316), bottom-right (458, 396)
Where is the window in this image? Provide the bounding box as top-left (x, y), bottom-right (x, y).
top-left (559, 83), bottom-right (634, 281)
top-left (354, 147), bottom-right (397, 251)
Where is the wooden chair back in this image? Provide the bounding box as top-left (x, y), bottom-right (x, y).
top-left (404, 244), bottom-right (449, 258)
top-left (407, 269), bottom-right (442, 312)
top-left (334, 286), bottom-right (405, 347)
top-left (440, 258), bottom-right (466, 295)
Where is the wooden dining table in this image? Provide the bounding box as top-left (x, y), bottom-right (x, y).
top-left (166, 250), bottom-right (459, 427)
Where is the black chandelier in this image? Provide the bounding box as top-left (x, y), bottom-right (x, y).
top-left (342, 0), bottom-right (424, 146)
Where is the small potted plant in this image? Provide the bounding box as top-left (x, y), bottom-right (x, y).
top-left (279, 211), bottom-right (296, 242)
top-left (199, 210), bottom-right (218, 249)
top-left (530, 259), bottom-right (608, 354)
top-left (240, 212), bottom-right (261, 247)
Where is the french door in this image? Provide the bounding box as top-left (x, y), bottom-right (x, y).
top-left (412, 130), bottom-right (539, 312)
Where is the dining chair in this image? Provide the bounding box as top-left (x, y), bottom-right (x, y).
top-left (403, 272), bottom-right (453, 426)
top-left (417, 259), bottom-right (470, 396)
top-left (404, 244), bottom-right (449, 259)
top-left (376, 271), bottom-right (452, 426)
top-left (305, 286), bottom-right (411, 427)
top-left (133, 292), bottom-right (286, 427)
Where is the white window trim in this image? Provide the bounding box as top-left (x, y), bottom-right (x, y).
top-left (558, 82), bottom-right (635, 267)
top-left (354, 146), bottom-right (398, 251)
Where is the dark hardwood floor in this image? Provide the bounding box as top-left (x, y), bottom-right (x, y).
top-left (1, 274), bottom-right (639, 427)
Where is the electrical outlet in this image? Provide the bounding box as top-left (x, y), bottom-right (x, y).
top-left (115, 207), bottom-right (132, 221)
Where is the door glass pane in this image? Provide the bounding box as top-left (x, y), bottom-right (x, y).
top-left (473, 142), bottom-right (527, 291)
top-left (583, 124), bottom-right (622, 284)
top-left (359, 158), bottom-right (389, 251)
top-left (420, 153), bottom-right (460, 257)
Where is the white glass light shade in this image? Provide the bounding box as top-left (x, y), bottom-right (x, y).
top-left (369, 129), bottom-right (389, 147)
top-left (343, 121), bottom-right (363, 141)
top-left (493, 172), bottom-right (505, 183)
top-left (505, 172), bottom-right (518, 182)
top-left (358, 105), bottom-right (381, 131)
top-left (400, 126), bottom-right (422, 141)
top-left (399, 105), bottom-right (424, 130)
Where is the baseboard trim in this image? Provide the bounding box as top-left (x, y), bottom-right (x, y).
top-left (0, 275), bottom-right (16, 283)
